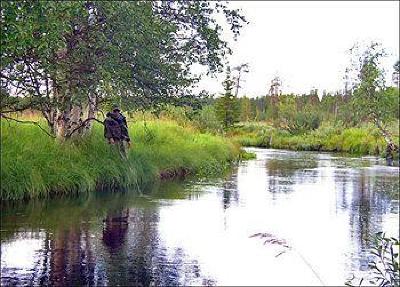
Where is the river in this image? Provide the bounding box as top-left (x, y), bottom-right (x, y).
top-left (1, 148), bottom-right (399, 286)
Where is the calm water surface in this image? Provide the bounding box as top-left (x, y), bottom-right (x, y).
top-left (1, 148), bottom-right (399, 286)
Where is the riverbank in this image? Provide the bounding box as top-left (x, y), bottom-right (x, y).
top-left (1, 119), bottom-right (242, 200)
top-left (1, 147), bottom-right (398, 286)
top-left (229, 122), bottom-right (399, 158)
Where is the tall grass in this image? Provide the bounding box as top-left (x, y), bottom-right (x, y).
top-left (1, 119), bottom-right (240, 200)
top-left (231, 121), bottom-right (399, 157)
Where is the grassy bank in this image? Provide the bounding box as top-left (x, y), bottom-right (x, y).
top-left (1, 119), bottom-right (241, 200)
top-left (229, 122), bottom-right (399, 158)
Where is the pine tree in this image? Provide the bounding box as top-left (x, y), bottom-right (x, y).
top-left (240, 97), bottom-right (253, 122)
top-left (215, 67), bottom-right (240, 129)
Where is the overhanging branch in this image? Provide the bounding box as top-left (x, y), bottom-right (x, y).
top-left (66, 117), bottom-right (104, 138)
top-left (0, 113), bottom-right (56, 138)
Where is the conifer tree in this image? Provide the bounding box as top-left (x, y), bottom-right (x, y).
top-left (215, 67), bottom-right (240, 129)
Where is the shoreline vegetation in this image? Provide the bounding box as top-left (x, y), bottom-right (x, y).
top-left (1, 119), bottom-right (243, 200)
top-left (228, 121), bottom-right (399, 158)
top-left (1, 113), bottom-right (398, 201)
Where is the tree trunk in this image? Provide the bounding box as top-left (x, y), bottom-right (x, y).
top-left (49, 88), bottom-right (98, 140)
top-left (82, 92), bottom-right (97, 135)
top-left (374, 118), bottom-right (396, 147)
top-left (42, 107), bottom-right (57, 136)
top-left (234, 71), bottom-right (241, 97)
top-left (374, 117), bottom-right (398, 165)
top-left (55, 103), bottom-right (98, 140)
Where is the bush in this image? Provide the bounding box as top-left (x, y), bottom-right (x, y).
top-left (192, 105), bottom-right (223, 133)
top-left (346, 232), bottom-right (399, 287)
top-left (278, 110), bottom-right (321, 135)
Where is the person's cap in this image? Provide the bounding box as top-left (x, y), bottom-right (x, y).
top-left (112, 104), bottom-right (120, 111)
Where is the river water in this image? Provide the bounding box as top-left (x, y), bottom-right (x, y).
top-left (1, 148), bottom-right (399, 286)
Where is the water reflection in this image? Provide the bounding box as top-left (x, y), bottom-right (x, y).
top-left (332, 167), bottom-right (397, 275)
top-left (1, 149), bottom-right (399, 286)
top-left (103, 209), bottom-right (129, 250)
top-left (1, 184), bottom-right (211, 286)
top-left (265, 153), bottom-right (320, 194)
top-left (221, 170), bottom-right (239, 210)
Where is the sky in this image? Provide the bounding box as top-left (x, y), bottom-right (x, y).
top-left (194, 1), bottom-right (400, 98)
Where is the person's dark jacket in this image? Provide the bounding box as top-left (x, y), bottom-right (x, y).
top-left (104, 113), bottom-right (122, 140)
top-left (104, 111), bottom-right (130, 142)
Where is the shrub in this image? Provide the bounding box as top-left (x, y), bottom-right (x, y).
top-left (346, 232), bottom-right (399, 287)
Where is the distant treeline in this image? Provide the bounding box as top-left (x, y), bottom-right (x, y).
top-left (206, 87), bottom-right (399, 135)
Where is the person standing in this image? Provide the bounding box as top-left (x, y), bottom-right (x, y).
top-left (104, 105), bottom-right (131, 158)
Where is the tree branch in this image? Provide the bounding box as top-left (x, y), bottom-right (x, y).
top-left (0, 113), bottom-right (56, 138)
top-left (66, 117), bottom-right (104, 138)
top-left (0, 106), bottom-right (34, 113)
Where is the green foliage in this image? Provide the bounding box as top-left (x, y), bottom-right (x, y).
top-left (239, 97), bottom-right (254, 121)
top-left (350, 43), bottom-right (387, 121)
top-left (1, 1), bottom-right (247, 136)
top-left (346, 232), bottom-right (400, 287)
top-left (210, 45), bottom-right (398, 141)
top-left (158, 105), bottom-right (193, 127)
top-left (349, 42), bottom-right (399, 150)
top-left (368, 233), bottom-right (400, 287)
top-left (230, 121), bottom-right (399, 157)
top-left (238, 150), bottom-right (257, 160)
top-left (192, 105), bottom-right (223, 132)
top-left (0, 119), bottom-right (240, 200)
top-left (276, 95), bottom-right (321, 134)
top-left (382, 87), bottom-right (400, 119)
top-left (215, 67), bottom-right (240, 129)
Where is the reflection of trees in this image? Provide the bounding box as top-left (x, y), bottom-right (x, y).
top-left (221, 172), bottom-right (239, 210)
top-left (102, 208), bottom-right (129, 251)
top-left (100, 207), bottom-right (210, 286)
top-left (1, 187), bottom-right (214, 286)
top-left (219, 172), bottom-right (239, 230)
top-left (335, 169), bottom-right (396, 272)
top-left (265, 158), bottom-right (319, 194)
top-left (14, 223), bottom-right (98, 286)
top-left (49, 228), bottom-right (79, 286)
top-left (335, 170), bottom-right (349, 211)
